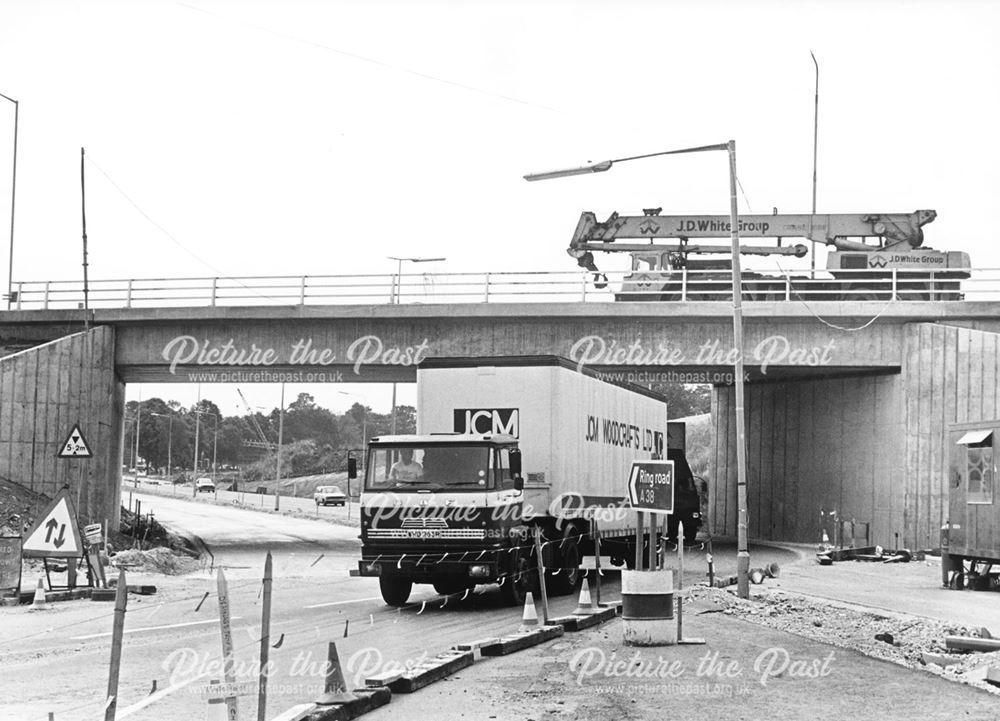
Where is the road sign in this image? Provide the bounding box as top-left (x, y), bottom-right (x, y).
top-left (83, 522), bottom-right (103, 546)
top-left (22, 491), bottom-right (84, 558)
top-left (0, 536), bottom-right (22, 592)
top-left (627, 460), bottom-right (675, 515)
top-left (198, 680), bottom-right (255, 700)
top-left (58, 424), bottom-right (93, 458)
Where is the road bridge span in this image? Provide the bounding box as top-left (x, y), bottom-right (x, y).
top-left (2, 299), bottom-right (999, 550)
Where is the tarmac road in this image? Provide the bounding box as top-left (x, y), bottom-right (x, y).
top-left (1, 488), bottom-right (795, 720)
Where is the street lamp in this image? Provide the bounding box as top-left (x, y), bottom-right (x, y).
top-left (386, 256), bottom-right (445, 434)
top-left (192, 408), bottom-right (219, 495)
top-left (150, 411), bottom-right (175, 483)
top-left (337, 391), bottom-right (368, 448)
top-left (0, 92), bottom-right (16, 310)
top-left (387, 256), bottom-right (446, 305)
top-left (524, 141), bottom-right (751, 599)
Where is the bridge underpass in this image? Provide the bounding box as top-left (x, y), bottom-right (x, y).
top-left (2, 299), bottom-right (1000, 549)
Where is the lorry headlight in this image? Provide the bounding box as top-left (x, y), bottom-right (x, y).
top-left (467, 565), bottom-right (491, 578)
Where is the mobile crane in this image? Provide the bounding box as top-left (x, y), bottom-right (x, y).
top-left (567, 209), bottom-right (971, 301)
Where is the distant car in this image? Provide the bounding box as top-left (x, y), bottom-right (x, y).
top-left (195, 477), bottom-right (216, 493)
top-left (314, 485), bottom-right (346, 506)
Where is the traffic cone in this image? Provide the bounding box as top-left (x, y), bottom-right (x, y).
top-left (817, 529), bottom-right (832, 552)
top-left (572, 578), bottom-right (596, 616)
top-left (30, 578), bottom-right (48, 610)
top-left (519, 592), bottom-right (539, 630)
top-left (315, 642), bottom-right (358, 705)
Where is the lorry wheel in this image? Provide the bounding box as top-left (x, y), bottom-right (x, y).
top-left (500, 547), bottom-right (536, 606)
top-left (684, 522), bottom-right (699, 546)
top-left (379, 575), bottom-right (413, 607)
top-left (546, 539), bottom-right (581, 596)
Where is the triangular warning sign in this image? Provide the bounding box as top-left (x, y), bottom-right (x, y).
top-left (22, 491), bottom-right (84, 558)
top-left (58, 424), bottom-right (93, 458)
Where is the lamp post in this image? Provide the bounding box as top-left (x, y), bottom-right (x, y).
top-left (386, 256), bottom-right (445, 434)
top-left (337, 391), bottom-right (368, 448)
top-left (0, 92), bottom-right (16, 310)
top-left (275, 383), bottom-right (285, 489)
top-left (524, 141), bottom-right (751, 598)
top-left (338, 390), bottom-right (367, 519)
top-left (194, 410), bottom-right (219, 484)
top-left (150, 411), bottom-right (175, 482)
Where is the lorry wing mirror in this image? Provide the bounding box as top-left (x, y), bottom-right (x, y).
top-left (509, 449), bottom-right (523, 491)
top-left (348, 457), bottom-right (357, 479)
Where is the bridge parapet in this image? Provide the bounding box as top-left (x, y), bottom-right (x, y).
top-left (8, 267), bottom-right (1000, 310)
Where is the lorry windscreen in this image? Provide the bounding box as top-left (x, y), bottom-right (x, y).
top-left (366, 445), bottom-right (494, 491)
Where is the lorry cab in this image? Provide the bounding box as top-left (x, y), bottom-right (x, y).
top-left (357, 434), bottom-right (532, 607)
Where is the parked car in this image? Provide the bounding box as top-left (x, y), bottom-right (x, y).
top-left (195, 477), bottom-right (216, 493)
top-left (314, 485), bottom-right (346, 506)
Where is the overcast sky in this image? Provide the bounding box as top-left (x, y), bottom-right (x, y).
top-left (2, 0), bottom-right (997, 415)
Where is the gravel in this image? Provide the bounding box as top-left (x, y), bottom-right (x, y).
top-left (687, 583), bottom-right (1000, 695)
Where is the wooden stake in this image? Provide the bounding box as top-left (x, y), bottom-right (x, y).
top-left (592, 519), bottom-right (602, 606)
top-left (635, 511), bottom-right (645, 570)
top-left (104, 569), bottom-right (127, 721)
top-left (216, 569), bottom-right (238, 720)
top-left (677, 521), bottom-right (685, 591)
top-left (257, 552), bottom-right (273, 721)
top-left (532, 526), bottom-right (550, 625)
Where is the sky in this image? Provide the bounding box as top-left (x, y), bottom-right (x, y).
top-left (1, 0), bottom-right (998, 416)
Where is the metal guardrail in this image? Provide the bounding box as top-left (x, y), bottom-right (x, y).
top-left (7, 268), bottom-right (1000, 309)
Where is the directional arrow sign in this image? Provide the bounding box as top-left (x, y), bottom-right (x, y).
top-left (22, 491), bottom-right (84, 558)
top-left (58, 423), bottom-right (93, 458)
top-left (627, 460), bottom-right (674, 515)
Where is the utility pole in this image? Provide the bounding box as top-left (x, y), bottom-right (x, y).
top-left (80, 147), bottom-right (90, 329)
top-left (275, 383), bottom-right (285, 487)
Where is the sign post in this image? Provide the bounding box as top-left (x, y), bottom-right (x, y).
top-left (0, 536), bottom-right (22, 598)
top-left (622, 460), bottom-right (676, 647)
top-left (216, 569), bottom-right (239, 720)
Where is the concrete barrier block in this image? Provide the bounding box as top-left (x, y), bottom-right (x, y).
top-left (386, 649), bottom-right (474, 693)
top-left (480, 626), bottom-right (564, 656)
top-left (91, 588), bottom-right (117, 602)
top-left (453, 637), bottom-right (502, 652)
top-left (550, 606), bottom-right (617, 632)
top-left (305, 687), bottom-right (391, 720)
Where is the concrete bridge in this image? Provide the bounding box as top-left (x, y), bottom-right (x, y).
top-left (3, 297), bottom-right (1000, 552)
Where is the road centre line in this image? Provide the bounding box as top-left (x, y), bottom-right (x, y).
top-left (303, 595), bottom-right (383, 609)
top-left (71, 617), bottom-right (243, 640)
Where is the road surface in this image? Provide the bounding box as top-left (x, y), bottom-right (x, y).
top-left (0, 490), bottom-right (795, 721)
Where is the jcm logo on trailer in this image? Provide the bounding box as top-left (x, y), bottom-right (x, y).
top-left (454, 408), bottom-right (519, 436)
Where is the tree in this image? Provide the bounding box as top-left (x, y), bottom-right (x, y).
top-left (648, 384), bottom-right (711, 418)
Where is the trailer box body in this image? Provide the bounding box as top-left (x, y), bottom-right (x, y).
top-left (417, 357), bottom-right (667, 533)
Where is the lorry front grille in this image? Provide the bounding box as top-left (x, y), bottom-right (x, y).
top-left (366, 528), bottom-right (487, 540)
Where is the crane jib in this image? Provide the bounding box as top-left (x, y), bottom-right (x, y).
top-left (573, 210), bottom-right (935, 247)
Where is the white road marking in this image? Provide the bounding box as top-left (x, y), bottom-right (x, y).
top-left (71, 617), bottom-right (243, 640)
top-left (303, 595), bottom-right (383, 609)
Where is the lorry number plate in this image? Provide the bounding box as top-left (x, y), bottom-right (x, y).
top-left (404, 529), bottom-right (444, 538)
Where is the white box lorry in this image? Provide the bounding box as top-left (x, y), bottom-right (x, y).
top-left (353, 356), bottom-right (702, 606)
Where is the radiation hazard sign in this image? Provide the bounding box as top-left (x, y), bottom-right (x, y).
top-left (58, 424), bottom-right (93, 458)
top-left (22, 491), bottom-right (84, 558)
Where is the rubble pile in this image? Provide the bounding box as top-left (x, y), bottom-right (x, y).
top-left (0, 477), bottom-right (49, 536)
top-left (111, 547), bottom-right (198, 575)
top-left (688, 585), bottom-right (1000, 694)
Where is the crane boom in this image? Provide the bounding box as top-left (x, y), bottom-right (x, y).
top-left (236, 387), bottom-right (275, 450)
top-left (569, 208), bottom-right (935, 260)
